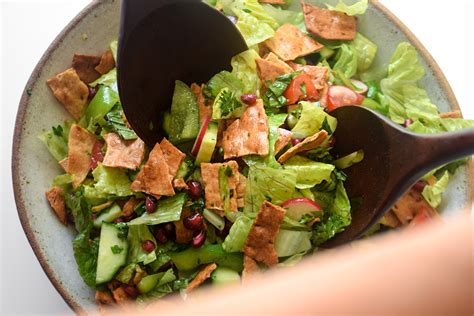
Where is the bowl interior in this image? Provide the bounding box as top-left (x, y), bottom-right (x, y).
top-left (12, 0), bottom-right (472, 313)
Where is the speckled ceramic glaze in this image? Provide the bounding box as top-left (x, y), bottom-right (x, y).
top-left (12, 0), bottom-right (472, 314)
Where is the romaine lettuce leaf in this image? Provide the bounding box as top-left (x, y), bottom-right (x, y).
top-left (65, 187), bottom-right (92, 233)
top-left (312, 181), bottom-right (351, 246)
top-left (73, 229), bottom-right (99, 287)
top-left (352, 33), bottom-right (377, 73)
top-left (222, 215), bottom-right (253, 252)
top-left (83, 163), bottom-right (133, 201)
top-left (89, 68), bottom-right (118, 93)
top-left (235, 10), bottom-right (275, 47)
top-left (422, 171), bottom-right (449, 208)
top-left (274, 230), bottom-right (312, 257)
top-left (327, 0), bottom-right (368, 16)
top-left (262, 4), bottom-right (305, 32)
top-left (291, 101), bottom-right (337, 138)
top-left (84, 86), bottom-right (119, 131)
top-left (232, 0), bottom-right (279, 29)
top-left (231, 49), bottom-right (261, 94)
top-left (39, 122), bottom-right (71, 161)
top-left (205, 71), bottom-right (245, 99)
top-left (127, 225), bottom-right (157, 265)
top-left (128, 193), bottom-right (186, 226)
top-left (333, 44), bottom-right (358, 79)
top-left (244, 164), bottom-right (301, 214)
top-left (283, 156), bottom-right (335, 189)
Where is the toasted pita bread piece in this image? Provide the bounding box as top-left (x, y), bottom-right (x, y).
top-left (72, 54), bottom-right (101, 83)
top-left (383, 210), bottom-right (401, 228)
top-left (291, 64), bottom-right (329, 91)
top-left (302, 2), bottom-right (356, 41)
top-left (277, 130), bottom-right (328, 163)
top-left (95, 290), bottom-right (115, 305)
top-left (47, 68), bottom-right (89, 120)
top-left (242, 255), bottom-right (260, 282)
top-left (201, 161), bottom-right (240, 213)
top-left (173, 178), bottom-right (188, 191)
top-left (244, 201), bottom-right (285, 267)
top-left (186, 263), bottom-right (218, 292)
top-left (107, 283), bottom-right (129, 305)
top-left (222, 100), bottom-right (269, 159)
top-left (264, 23), bottom-right (324, 61)
top-left (102, 133), bottom-right (145, 170)
top-left (95, 49), bottom-right (116, 75)
top-left (439, 110), bottom-right (462, 119)
top-left (191, 83), bottom-right (213, 125)
top-left (160, 138), bottom-right (186, 181)
top-left (45, 187), bottom-right (67, 225)
top-left (274, 128), bottom-right (293, 155)
top-left (390, 189), bottom-right (438, 226)
top-left (66, 124), bottom-right (96, 188)
top-left (174, 208), bottom-right (194, 244)
top-left (256, 53), bottom-right (294, 86)
top-left (130, 143), bottom-right (175, 198)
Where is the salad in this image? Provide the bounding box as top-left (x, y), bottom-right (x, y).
top-left (41, 0), bottom-right (474, 308)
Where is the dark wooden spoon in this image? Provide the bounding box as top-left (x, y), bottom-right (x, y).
top-left (117, 0), bottom-right (247, 146)
top-left (321, 106), bottom-right (474, 248)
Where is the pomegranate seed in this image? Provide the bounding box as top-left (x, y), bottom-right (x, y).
top-left (403, 119), bottom-right (413, 127)
top-left (162, 223), bottom-right (175, 238)
top-left (183, 213), bottom-right (204, 231)
top-left (145, 196), bottom-right (156, 213)
top-left (114, 217), bottom-right (125, 223)
top-left (90, 140), bottom-right (105, 170)
top-left (154, 228), bottom-right (168, 244)
top-left (240, 94), bottom-right (257, 105)
top-left (156, 260), bottom-right (174, 273)
top-left (141, 240), bottom-right (156, 253)
top-left (123, 285), bottom-right (139, 298)
top-left (291, 138), bottom-right (303, 146)
top-left (329, 136), bottom-right (336, 147)
top-left (88, 86), bottom-right (97, 101)
top-left (186, 180), bottom-right (203, 200)
top-left (191, 230), bottom-right (206, 248)
top-left (91, 213), bottom-right (97, 221)
top-left (412, 181), bottom-right (427, 192)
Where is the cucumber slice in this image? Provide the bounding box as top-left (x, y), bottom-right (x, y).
top-left (166, 81), bottom-right (200, 144)
top-left (93, 204), bottom-right (122, 228)
top-left (211, 266), bottom-right (240, 286)
top-left (170, 244), bottom-right (243, 272)
top-left (96, 223), bottom-right (128, 284)
top-left (319, 47), bottom-right (335, 59)
top-left (195, 122), bottom-right (218, 165)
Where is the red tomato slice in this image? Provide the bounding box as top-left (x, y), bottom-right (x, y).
top-left (283, 73), bottom-right (319, 105)
top-left (90, 140), bottom-right (105, 170)
top-left (327, 85), bottom-right (365, 112)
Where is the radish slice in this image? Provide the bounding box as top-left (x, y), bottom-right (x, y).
top-left (191, 116), bottom-right (211, 156)
top-left (281, 198), bottom-right (323, 221)
top-left (350, 79), bottom-right (368, 94)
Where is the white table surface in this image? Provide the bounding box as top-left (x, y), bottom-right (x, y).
top-left (1, 1), bottom-right (473, 315)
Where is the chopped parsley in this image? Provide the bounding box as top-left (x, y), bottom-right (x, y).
top-left (111, 245), bottom-right (124, 254)
top-left (52, 125), bottom-right (63, 137)
top-left (263, 72), bottom-right (301, 108)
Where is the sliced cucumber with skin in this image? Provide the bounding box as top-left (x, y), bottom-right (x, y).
top-left (96, 223), bottom-right (128, 284)
top-left (211, 266), bottom-right (240, 286)
top-left (93, 204), bottom-right (122, 228)
top-left (195, 122), bottom-right (218, 165)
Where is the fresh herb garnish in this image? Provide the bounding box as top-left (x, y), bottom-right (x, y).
top-left (263, 72), bottom-right (300, 108)
top-left (52, 125), bottom-right (63, 137)
top-left (111, 245), bottom-right (124, 254)
top-left (105, 105), bottom-right (138, 140)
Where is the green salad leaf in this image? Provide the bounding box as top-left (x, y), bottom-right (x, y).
top-left (39, 121), bottom-right (71, 161)
top-left (105, 104), bottom-right (138, 140)
top-left (212, 88), bottom-right (243, 119)
top-left (73, 229), bottom-right (99, 287)
top-left (83, 163), bottom-right (133, 201)
top-left (233, 0), bottom-right (279, 29)
top-left (90, 68), bottom-right (118, 93)
top-left (263, 72), bottom-right (300, 108)
top-left (262, 4), bottom-right (305, 32)
top-left (274, 230), bottom-right (312, 257)
top-left (327, 0), bottom-right (368, 16)
top-left (283, 156), bottom-right (335, 189)
top-left (235, 10), bottom-right (275, 47)
top-left (244, 164), bottom-right (301, 214)
top-left (333, 44), bottom-right (358, 79)
top-left (65, 187), bottom-right (92, 233)
top-left (291, 101), bottom-right (337, 138)
top-left (205, 71), bottom-right (245, 99)
top-left (128, 193), bottom-right (186, 226)
top-left (222, 215), bottom-right (253, 252)
top-left (84, 86), bottom-right (119, 131)
top-left (231, 49), bottom-right (261, 94)
top-left (312, 181), bottom-right (351, 246)
top-left (352, 33), bottom-right (378, 73)
top-left (127, 225), bottom-right (157, 265)
top-left (422, 171), bottom-right (449, 208)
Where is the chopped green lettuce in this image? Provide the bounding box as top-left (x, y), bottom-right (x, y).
top-left (115, 263), bottom-right (137, 284)
top-left (205, 71), bottom-right (245, 99)
top-left (244, 164), bottom-right (301, 214)
top-left (333, 44), bottom-right (358, 79)
top-left (127, 225), bottom-right (157, 265)
top-left (274, 230), bottom-right (312, 257)
top-left (235, 10), bottom-right (275, 47)
top-left (222, 215), bottom-right (253, 252)
top-left (291, 101), bottom-right (337, 138)
top-left (52, 174), bottom-right (73, 191)
top-left (352, 33), bottom-right (377, 73)
top-left (422, 171), bottom-right (449, 208)
top-left (327, 0), bottom-right (368, 16)
top-left (39, 122), bottom-right (71, 161)
top-left (212, 87), bottom-right (243, 119)
top-left (231, 49), bottom-right (261, 94)
top-left (262, 4), bottom-right (305, 32)
top-left (65, 187), bottom-right (92, 233)
top-left (128, 193), bottom-right (186, 226)
top-left (83, 163), bottom-right (133, 201)
top-left (283, 156), bottom-right (335, 189)
top-left (232, 0), bottom-right (279, 29)
top-left (73, 230), bottom-right (99, 287)
top-left (312, 181), bottom-right (351, 246)
top-left (263, 72), bottom-right (300, 108)
top-left (89, 68), bottom-right (118, 93)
